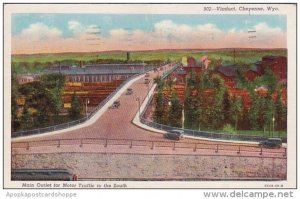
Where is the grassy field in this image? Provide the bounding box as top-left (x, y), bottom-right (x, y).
top-left (11, 49), bottom-right (287, 75)
top-left (12, 49), bottom-right (287, 64)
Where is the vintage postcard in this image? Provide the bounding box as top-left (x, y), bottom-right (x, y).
top-left (3, 3), bottom-right (297, 189)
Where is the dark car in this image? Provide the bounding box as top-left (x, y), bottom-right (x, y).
top-left (144, 78), bottom-right (150, 84)
top-left (110, 100), bottom-right (120, 108)
top-left (164, 130), bottom-right (184, 140)
top-left (259, 138), bottom-right (282, 149)
top-left (126, 88), bottom-right (133, 95)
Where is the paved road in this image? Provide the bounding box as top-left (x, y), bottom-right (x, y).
top-left (12, 63), bottom-right (286, 156)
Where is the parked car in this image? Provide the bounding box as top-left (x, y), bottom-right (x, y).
top-left (126, 88), bottom-right (133, 95)
top-left (145, 73), bottom-right (150, 77)
top-left (164, 130), bottom-right (184, 141)
top-left (258, 138), bottom-right (282, 149)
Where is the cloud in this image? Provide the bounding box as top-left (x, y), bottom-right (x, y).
top-left (12, 20), bottom-right (286, 54)
top-left (253, 22), bottom-right (282, 33)
top-left (18, 22), bottom-right (63, 42)
top-left (68, 20), bottom-right (83, 35)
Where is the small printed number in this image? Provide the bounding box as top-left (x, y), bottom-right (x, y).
top-left (204, 7), bottom-right (212, 11)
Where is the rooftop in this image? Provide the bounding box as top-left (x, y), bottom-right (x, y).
top-left (218, 64), bottom-right (240, 77)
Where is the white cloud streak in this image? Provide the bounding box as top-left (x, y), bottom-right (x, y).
top-left (12, 20), bottom-right (286, 54)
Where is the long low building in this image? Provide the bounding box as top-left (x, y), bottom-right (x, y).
top-left (46, 63), bottom-right (148, 83)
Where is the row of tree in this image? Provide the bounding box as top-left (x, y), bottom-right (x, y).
top-left (153, 69), bottom-right (287, 134)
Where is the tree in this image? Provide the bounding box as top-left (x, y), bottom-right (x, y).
top-left (230, 96), bottom-right (243, 132)
top-left (18, 81), bottom-right (56, 128)
top-left (184, 85), bottom-right (198, 129)
top-left (249, 92), bottom-right (260, 130)
top-left (69, 92), bottom-right (82, 120)
top-left (34, 110), bottom-right (48, 127)
top-left (186, 70), bottom-right (197, 88)
top-left (274, 90), bottom-right (287, 131)
top-left (20, 104), bottom-right (33, 130)
top-left (254, 68), bottom-right (278, 94)
top-left (222, 89), bottom-right (231, 124)
top-left (153, 91), bottom-right (167, 124)
top-left (184, 70), bottom-right (203, 129)
top-left (153, 76), bottom-right (165, 91)
top-left (11, 73), bottom-right (20, 131)
top-left (209, 74), bottom-right (226, 129)
top-left (262, 93), bottom-right (275, 136)
top-left (168, 90), bottom-right (182, 127)
top-left (40, 73), bottom-right (65, 115)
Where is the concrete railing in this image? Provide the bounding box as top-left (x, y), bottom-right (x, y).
top-left (11, 137), bottom-right (287, 158)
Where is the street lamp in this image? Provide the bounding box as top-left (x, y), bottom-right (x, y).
top-left (182, 104), bottom-right (185, 129)
top-left (85, 98), bottom-right (90, 117)
top-left (272, 116), bottom-right (275, 137)
top-left (136, 97), bottom-right (141, 118)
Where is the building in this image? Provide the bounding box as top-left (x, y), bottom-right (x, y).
top-left (187, 57), bottom-right (197, 67)
top-left (46, 63), bottom-right (147, 83)
top-left (256, 56), bottom-right (287, 80)
top-left (217, 64), bottom-right (241, 88)
top-left (243, 64), bottom-right (261, 81)
top-left (173, 66), bottom-right (203, 84)
top-left (16, 74), bottom-right (40, 85)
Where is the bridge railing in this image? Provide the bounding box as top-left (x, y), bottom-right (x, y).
top-left (11, 137), bottom-right (287, 158)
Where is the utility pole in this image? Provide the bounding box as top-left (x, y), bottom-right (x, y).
top-left (233, 49), bottom-right (236, 64)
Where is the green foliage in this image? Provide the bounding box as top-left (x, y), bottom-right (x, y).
top-left (249, 93), bottom-right (262, 130)
top-left (168, 91), bottom-right (182, 127)
top-left (11, 74), bottom-right (20, 131)
top-left (69, 92), bottom-right (83, 120)
top-left (222, 89), bottom-right (231, 124)
top-left (222, 124), bottom-right (236, 134)
top-left (40, 73), bottom-right (65, 115)
top-left (199, 71), bottom-right (213, 88)
top-left (20, 105), bottom-right (33, 129)
top-left (229, 96), bottom-right (243, 131)
top-left (254, 68), bottom-right (278, 93)
top-left (209, 74), bottom-right (227, 129)
top-left (274, 90), bottom-right (287, 131)
top-left (153, 76), bottom-right (165, 91)
top-left (153, 91), bottom-right (168, 125)
top-left (184, 86), bottom-right (199, 129)
top-left (14, 74), bottom-right (66, 131)
top-left (186, 70), bottom-right (197, 88)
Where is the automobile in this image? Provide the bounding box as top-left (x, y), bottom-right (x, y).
top-left (126, 88), bottom-right (133, 95)
top-left (258, 138), bottom-right (282, 149)
top-left (144, 78), bottom-right (150, 84)
top-left (164, 130), bottom-right (184, 140)
top-left (110, 100), bottom-right (120, 109)
top-left (145, 73), bottom-right (150, 77)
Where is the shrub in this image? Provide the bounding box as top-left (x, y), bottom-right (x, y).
top-left (222, 123), bottom-right (236, 134)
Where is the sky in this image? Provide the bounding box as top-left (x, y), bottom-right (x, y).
top-left (11, 14), bottom-right (287, 54)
